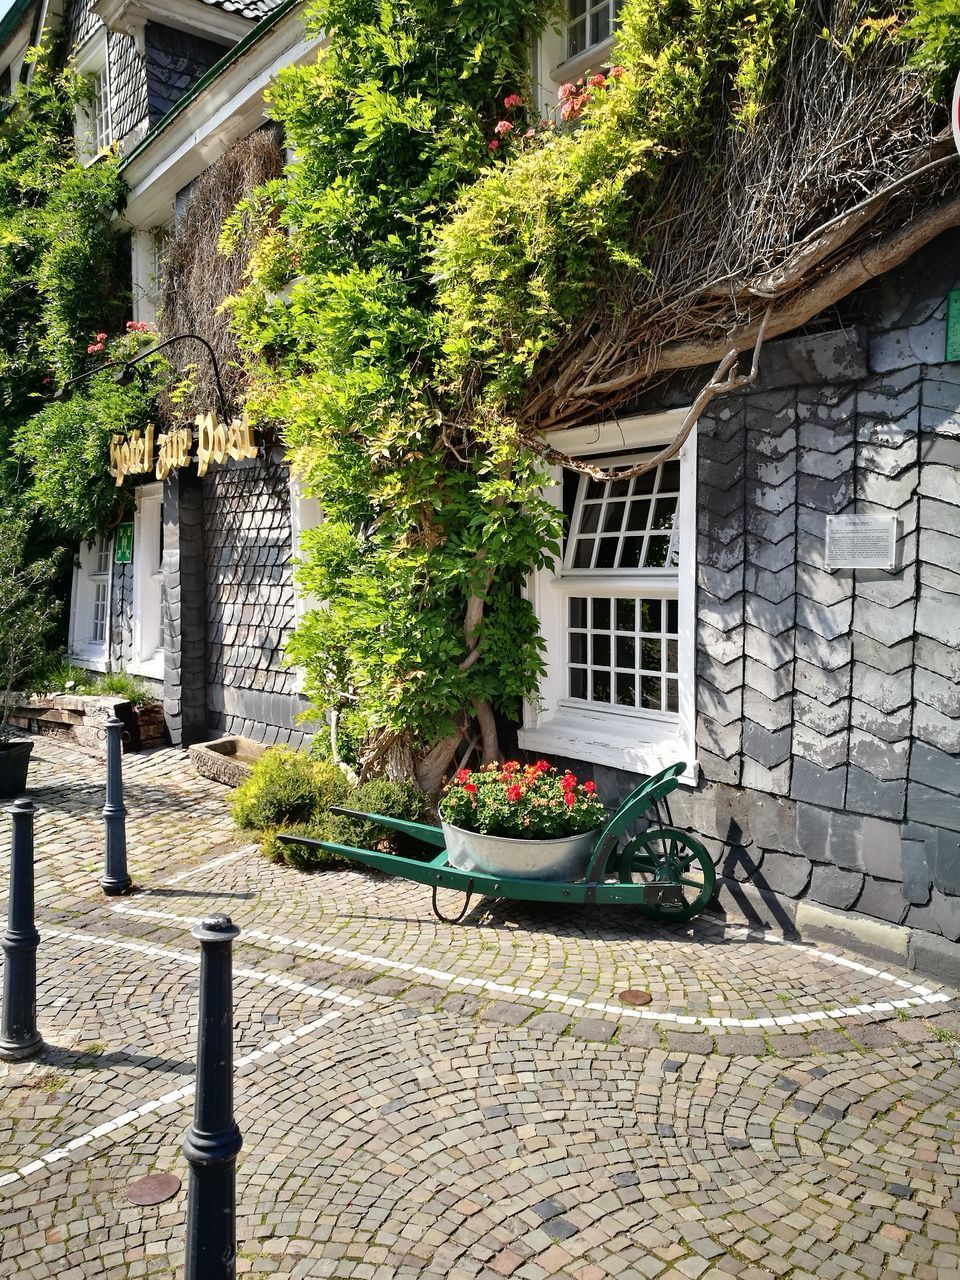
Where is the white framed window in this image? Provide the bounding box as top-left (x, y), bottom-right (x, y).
top-left (131, 483), bottom-right (164, 679)
top-left (131, 223), bottom-right (171, 325)
top-left (519, 409), bottom-right (698, 781)
top-left (74, 35), bottom-right (112, 163)
top-left (68, 535), bottom-right (113, 668)
top-left (289, 472), bottom-right (323, 625)
top-left (534, 0), bottom-right (620, 114)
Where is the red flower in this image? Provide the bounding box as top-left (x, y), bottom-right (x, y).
top-left (503, 92), bottom-right (524, 110)
top-left (464, 782), bottom-right (477, 794)
top-left (609, 65), bottom-right (625, 79)
top-left (488, 139), bottom-right (500, 151)
top-left (588, 73), bottom-right (606, 88)
top-left (87, 342), bottom-right (104, 354)
top-left (564, 793), bottom-right (576, 807)
top-left (503, 761), bottom-right (519, 773)
top-left (95, 331), bottom-right (107, 342)
top-left (506, 785), bottom-right (522, 802)
top-left (494, 119), bottom-right (513, 136)
top-left (561, 773), bottom-right (577, 791)
top-left (583, 780), bottom-right (597, 794)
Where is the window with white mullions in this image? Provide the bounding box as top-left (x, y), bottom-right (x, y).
top-left (568, 595), bottom-right (680, 713)
top-left (68, 533), bottom-right (113, 667)
top-left (564, 459), bottom-right (681, 571)
top-left (566, 0), bottom-right (622, 59)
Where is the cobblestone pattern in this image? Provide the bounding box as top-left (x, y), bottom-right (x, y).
top-left (1, 739), bottom-right (960, 1278)
top-left (569, 233), bottom-right (960, 946)
top-left (201, 453), bottom-right (309, 749)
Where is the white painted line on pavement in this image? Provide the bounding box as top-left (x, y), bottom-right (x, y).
top-left (44, 926), bottom-right (364, 1009)
top-left (0, 1010), bottom-right (343, 1191)
top-left (110, 904), bottom-right (952, 1030)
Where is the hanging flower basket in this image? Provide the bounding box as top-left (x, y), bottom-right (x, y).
top-left (439, 760), bottom-right (604, 882)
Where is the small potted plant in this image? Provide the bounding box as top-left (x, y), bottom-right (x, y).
top-left (439, 760), bottom-right (606, 881)
top-left (0, 519), bottom-right (61, 798)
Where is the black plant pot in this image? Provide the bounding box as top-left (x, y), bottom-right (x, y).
top-left (0, 739), bottom-right (33, 800)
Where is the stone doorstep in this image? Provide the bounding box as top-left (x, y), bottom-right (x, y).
top-left (710, 875), bottom-right (960, 988)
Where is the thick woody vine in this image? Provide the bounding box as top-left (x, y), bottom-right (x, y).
top-left (227, 0), bottom-right (959, 789)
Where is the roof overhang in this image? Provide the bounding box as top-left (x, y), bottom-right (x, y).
top-left (93, 0), bottom-right (254, 51)
top-left (120, 0), bottom-right (321, 226)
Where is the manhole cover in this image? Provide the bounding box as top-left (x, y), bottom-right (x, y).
top-left (126, 1173), bottom-right (181, 1205)
top-left (618, 989), bottom-right (653, 1007)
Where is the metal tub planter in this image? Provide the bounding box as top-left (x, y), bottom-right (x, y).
top-left (280, 761), bottom-right (717, 925)
top-left (442, 821), bottom-right (597, 881)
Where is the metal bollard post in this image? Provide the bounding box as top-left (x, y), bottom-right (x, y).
top-left (0, 799), bottom-right (43, 1061)
top-left (183, 915), bottom-right (242, 1280)
top-left (101, 716), bottom-right (131, 895)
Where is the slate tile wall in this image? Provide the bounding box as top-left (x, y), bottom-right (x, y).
top-left (67, 2), bottom-right (149, 147)
top-left (202, 451), bottom-right (310, 748)
top-left (559, 230), bottom-right (960, 946)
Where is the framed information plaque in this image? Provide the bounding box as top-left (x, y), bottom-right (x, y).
top-left (825, 515), bottom-right (898, 571)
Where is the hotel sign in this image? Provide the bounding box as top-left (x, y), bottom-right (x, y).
top-left (109, 411), bottom-right (258, 486)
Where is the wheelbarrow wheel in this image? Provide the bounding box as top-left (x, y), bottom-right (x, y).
top-left (617, 827), bottom-right (716, 921)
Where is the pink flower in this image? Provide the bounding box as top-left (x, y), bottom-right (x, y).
top-left (558, 82), bottom-right (577, 101)
top-left (503, 93), bottom-right (524, 110)
top-left (487, 139), bottom-right (500, 151)
top-left (609, 65), bottom-right (625, 79)
top-left (95, 331), bottom-right (107, 342)
top-left (588, 73), bottom-right (606, 88)
top-left (87, 342), bottom-right (104, 354)
top-left (524, 128), bottom-right (536, 138)
top-left (494, 119), bottom-right (513, 136)
top-left (455, 768), bottom-right (472, 784)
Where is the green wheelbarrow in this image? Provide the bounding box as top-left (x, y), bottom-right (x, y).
top-left (278, 761), bottom-right (716, 925)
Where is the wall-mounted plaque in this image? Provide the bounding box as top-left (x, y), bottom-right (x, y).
top-left (825, 515), bottom-right (898, 571)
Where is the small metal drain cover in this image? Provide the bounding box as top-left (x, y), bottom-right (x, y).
top-left (126, 1173), bottom-right (181, 1205)
top-left (618, 989), bottom-right (653, 1007)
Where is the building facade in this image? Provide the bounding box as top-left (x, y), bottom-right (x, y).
top-left (5, 1), bottom-right (959, 967)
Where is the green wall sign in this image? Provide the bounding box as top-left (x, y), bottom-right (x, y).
top-left (115, 522), bottom-right (134, 564)
top-left (947, 290), bottom-right (960, 362)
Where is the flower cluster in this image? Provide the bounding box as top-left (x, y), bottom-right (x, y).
top-left (86, 331), bottom-right (108, 354)
top-left (126, 320), bottom-right (151, 333)
top-left (487, 91), bottom-right (536, 152)
top-left (440, 760), bottom-right (605, 839)
top-left (558, 66), bottom-right (624, 123)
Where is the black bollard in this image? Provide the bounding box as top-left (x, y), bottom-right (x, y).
top-left (0, 798), bottom-right (43, 1061)
top-left (101, 716), bottom-right (131, 895)
top-left (183, 914), bottom-right (242, 1280)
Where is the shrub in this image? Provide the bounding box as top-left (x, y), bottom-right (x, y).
top-left (231, 746), bottom-right (352, 831)
top-left (260, 822), bottom-right (346, 870)
top-left (325, 777), bottom-right (435, 859)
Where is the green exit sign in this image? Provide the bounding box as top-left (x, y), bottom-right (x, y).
top-left (115, 522), bottom-right (134, 564)
top-left (947, 290), bottom-right (960, 362)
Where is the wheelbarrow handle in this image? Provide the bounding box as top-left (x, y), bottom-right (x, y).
top-left (327, 807), bottom-right (446, 848)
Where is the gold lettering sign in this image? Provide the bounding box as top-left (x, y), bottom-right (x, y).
top-left (107, 412), bottom-right (258, 483)
top-left (155, 427), bottom-right (193, 481)
top-left (195, 411), bottom-right (258, 477)
top-left (110, 425), bottom-right (155, 486)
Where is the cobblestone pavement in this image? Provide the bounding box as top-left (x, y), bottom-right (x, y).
top-left (1, 739), bottom-right (960, 1279)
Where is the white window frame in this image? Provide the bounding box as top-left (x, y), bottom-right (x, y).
top-left (74, 33), bottom-right (112, 164)
top-left (534, 2), bottom-right (618, 116)
top-left (519, 408), bottom-right (698, 782)
top-left (67, 535), bottom-right (114, 670)
top-left (131, 482), bottom-right (165, 680)
top-left (289, 473), bottom-right (323, 625)
top-left (131, 223), bottom-right (171, 325)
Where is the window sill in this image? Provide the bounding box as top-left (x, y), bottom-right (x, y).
top-left (128, 657), bottom-right (164, 682)
top-left (518, 709), bottom-right (697, 783)
top-left (552, 37), bottom-right (616, 85)
top-left (65, 652), bottom-right (110, 673)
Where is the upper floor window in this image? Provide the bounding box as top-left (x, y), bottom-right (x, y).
top-left (75, 37), bottom-right (112, 163)
top-left (566, 0), bottom-right (621, 61)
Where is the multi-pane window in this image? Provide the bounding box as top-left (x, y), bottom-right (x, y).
top-left (69, 534), bottom-right (112, 663)
top-left (91, 69), bottom-right (111, 152)
top-left (90, 536), bottom-right (110, 645)
top-left (566, 0), bottom-right (621, 59)
top-left (561, 455), bottom-right (681, 719)
top-left (75, 47), bottom-right (111, 163)
top-left (568, 596), bottom-right (679, 713)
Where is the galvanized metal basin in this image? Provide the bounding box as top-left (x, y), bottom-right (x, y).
top-left (441, 820), bottom-right (599, 882)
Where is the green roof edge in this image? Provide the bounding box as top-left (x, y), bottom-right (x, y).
top-left (120, 0), bottom-right (302, 173)
top-left (0, 0), bottom-right (39, 52)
